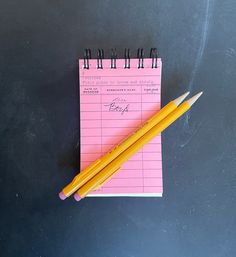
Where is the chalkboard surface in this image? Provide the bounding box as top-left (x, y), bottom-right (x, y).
top-left (1, 1), bottom-right (236, 256)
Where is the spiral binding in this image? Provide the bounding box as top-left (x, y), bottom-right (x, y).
top-left (124, 48), bottom-right (130, 69)
top-left (137, 48), bottom-right (144, 68)
top-left (111, 48), bottom-right (117, 69)
top-left (150, 48), bottom-right (158, 68)
top-left (83, 49), bottom-right (91, 69)
top-left (97, 49), bottom-right (104, 69)
top-left (83, 48), bottom-right (158, 69)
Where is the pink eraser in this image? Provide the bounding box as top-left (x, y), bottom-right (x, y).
top-left (59, 191), bottom-right (67, 200)
top-left (74, 193), bottom-right (82, 202)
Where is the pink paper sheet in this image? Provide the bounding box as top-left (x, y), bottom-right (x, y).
top-left (79, 58), bottom-right (163, 196)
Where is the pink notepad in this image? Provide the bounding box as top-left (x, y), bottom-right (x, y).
top-left (79, 57), bottom-right (162, 196)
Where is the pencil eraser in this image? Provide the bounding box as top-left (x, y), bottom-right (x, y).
top-left (59, 191), bottom-right (67, 200)
top-left (74, 193), bottom-right (81, 202)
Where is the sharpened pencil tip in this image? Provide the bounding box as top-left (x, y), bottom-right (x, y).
top-left (173, 91), bottom-right (190, 106)
top-left (187, 92), bottom-right (203, 106)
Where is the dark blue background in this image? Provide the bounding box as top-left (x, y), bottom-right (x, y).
top-left (1, 1), bottom-right (236, 256)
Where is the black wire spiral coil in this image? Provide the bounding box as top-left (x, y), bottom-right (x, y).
top-left (83, 48), bottom-right (158, 69)
top-left (97, 49), bottom-right (104, 69)
top-left (124, 48), bottom-right (130, 69)
top-left (83, 49), bottom-right (91, 69)
top-left (111, 48), bottom-right (117, 69)
top-left (150, 48), bottom-right (158, 68)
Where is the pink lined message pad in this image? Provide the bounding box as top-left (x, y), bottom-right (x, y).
top-left (79, 58), bottom-right (163, 196)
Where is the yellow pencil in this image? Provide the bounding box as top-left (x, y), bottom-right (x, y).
top-left (74, 92), bottom-right (203, 201)
top-left (59, 92), bottom-right (190, 200)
